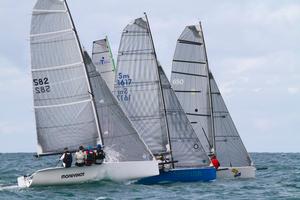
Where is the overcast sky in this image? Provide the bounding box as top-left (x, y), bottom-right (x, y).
top-left (0, 0), bottom-right (299, 153)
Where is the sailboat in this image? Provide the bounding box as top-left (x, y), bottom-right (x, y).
top-left (114, 14), bottom-right (216, 184)
top-left (17, 0), bottom-right (159, 187)
top-left (170, 23), bottom-right (256, 178)
top-left (92, 37), bottom-right (116, 91)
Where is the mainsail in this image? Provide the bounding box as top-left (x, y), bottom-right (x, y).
top-left (171, 25), bottom-right (212, 154)
top-left (30, 0), bottom-right (100, 154)
top-left (30, 0), bottom-right (154, 162)
top-left (116, 16), bottom-right (209, 167)
top-left (115, 18), bottom-right (169, 155)
top-left (92, 37), bottom-right (116, 91)
top-left (158, 66), bottom-right (209, 167)
top-left (171, 24), bottom-right (252, 167)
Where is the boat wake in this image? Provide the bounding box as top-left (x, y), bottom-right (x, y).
top-left (0, 184), bottom-right (20, 191)
top-left (95, 197), bottom-right (109, 200)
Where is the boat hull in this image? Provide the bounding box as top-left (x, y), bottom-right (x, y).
top-left (136, 166), bottom-right (216, 184)
top-left (217, 166), bottom-right (256, 179)
top-left (17, 161), bottom-right (159, 187)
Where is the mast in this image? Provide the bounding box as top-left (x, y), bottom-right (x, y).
top-left (64, 0), bottom-right (104, 145)
top-left (199, 22), bottom-right (216, 155)
top-left (144, 12), bottom-right (175, 168)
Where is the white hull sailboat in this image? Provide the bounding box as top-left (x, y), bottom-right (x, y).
top-left (171, 24), bottom-right (256, 178)
top-left (18, 0), bottom-right (159, 187)
top-left (18, 161), bottom-right (158, 187)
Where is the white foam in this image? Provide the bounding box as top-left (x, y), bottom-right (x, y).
top-left (104, 146), bottom-right (122, 162)
top-left (95, 197), bottom-right (109, 200)
top-left (0, 184), bottom-right (20, 191)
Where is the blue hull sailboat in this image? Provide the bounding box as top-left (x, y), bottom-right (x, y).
top-left (114, 14), bottom-right (216, 184)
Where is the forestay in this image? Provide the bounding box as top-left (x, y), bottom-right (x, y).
top-left (115, 18), bottom-right (169, 155)
top-left (171, 26), bottom-right (212, 154)
top-left (84, 51), bottom-right (154, 162)
top-left (158, 66), bottom-right (209, 167)
top-left (30, 0), bottom-right (99, 154)
top-left (210, 75), bottom-right (251, 167)
top-left (92, 38), bottom-right (115, 91)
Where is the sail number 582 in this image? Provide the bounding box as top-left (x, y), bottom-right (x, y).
top-left (33, 77), bottom-right (50, 94)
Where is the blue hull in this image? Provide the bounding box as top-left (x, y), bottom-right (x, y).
top-left (137, 167), bottom-right (216, 185)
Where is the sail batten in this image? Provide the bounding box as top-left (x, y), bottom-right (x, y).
top-left (34, 99), bottom-right (92, 109)
top-left (30, 28), bottom-right (72, 37)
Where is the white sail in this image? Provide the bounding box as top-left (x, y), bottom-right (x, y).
top-left (115, 18), bottom-right (169, 155)
top-left (30, 0), bottom-right (100, 154)
top-left (92, 37), bottom-right (115, 91)
top-left (171, 24), bottom-right (252, 167)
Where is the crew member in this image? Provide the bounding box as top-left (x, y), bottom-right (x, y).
top-left (75, 146), bottom-right (85, 167)
top-left (85, 146), bottom-right (95, 166)
top-left (210, 154), bottom-right (220, 169)
top-left (60, 147), bottom-right (72, 168)
top-left (94, 144), bottom-right (105, 165)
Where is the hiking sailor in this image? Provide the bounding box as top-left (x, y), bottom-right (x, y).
top-left (94, 144), bottom-right (105, 165)
top-left (210, 154), bottom-right (220, 170)
top-left (60, 147), bottom-right (72, 168)
top-left (75, 146), bottom-right (85, 167)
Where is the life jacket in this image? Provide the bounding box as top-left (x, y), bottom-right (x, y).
top-left (63, 152), bottom-right (72, 168)
top-left (211, 158), bottom-right (220, 169)
top-left (85, 150), bottom-right (94, 166)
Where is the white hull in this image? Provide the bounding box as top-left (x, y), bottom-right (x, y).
top-left (18, 161), bottom-right (159, 187)
top-left (217, 166), bottom-right (256, 179)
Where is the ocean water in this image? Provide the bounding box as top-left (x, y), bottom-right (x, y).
top-left (0, 153), bottom-right (299, 200)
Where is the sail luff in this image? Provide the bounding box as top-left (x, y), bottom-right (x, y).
top-left (106, 36), bottom-right (116, 71)
top-left (199, 22), bottom-right (215, 154)
top-left (64, 0), bottom-right (103, 145)
top-left (143, 13), bottom-right (175, 167)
